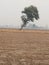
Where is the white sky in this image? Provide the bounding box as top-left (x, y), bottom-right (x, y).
top-left (0, 0), bottom-right (49, 27)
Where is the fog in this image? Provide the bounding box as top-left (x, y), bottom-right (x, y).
top-left (0, 0), bottom-right (49, 28)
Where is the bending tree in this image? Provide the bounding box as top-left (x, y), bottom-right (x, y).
top-left (20, 5), bottom-right (39, 29)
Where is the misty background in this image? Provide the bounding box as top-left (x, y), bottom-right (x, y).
top-left (0, 0), bottom-right (49, 29)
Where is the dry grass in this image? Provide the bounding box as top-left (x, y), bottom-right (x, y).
top-left (0, 29), bottom-right (49, 65)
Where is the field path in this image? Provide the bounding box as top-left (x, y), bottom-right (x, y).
top-left (0, 29), bottom-right (49, 65)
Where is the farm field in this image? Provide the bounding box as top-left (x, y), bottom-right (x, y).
top-left (0, 29), bottom-right (49, 65)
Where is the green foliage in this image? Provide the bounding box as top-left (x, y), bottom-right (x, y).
top-left (21, 5), bottom-right (39, 29)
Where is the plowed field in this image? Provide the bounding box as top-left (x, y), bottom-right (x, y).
top-left (0, 29), bottom-right (49, 65)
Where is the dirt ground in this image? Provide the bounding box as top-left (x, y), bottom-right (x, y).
top-left (0, 29), bottom-right (49, 65)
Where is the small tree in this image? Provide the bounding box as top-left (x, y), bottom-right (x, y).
top-left (21, 5), bottom-right (39, 29)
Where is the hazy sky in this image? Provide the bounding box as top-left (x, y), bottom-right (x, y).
top-left (0, 0), bottom-right (49, 27)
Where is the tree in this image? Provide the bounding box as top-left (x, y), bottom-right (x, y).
top-left (20, 5), bottom-right (39, 29)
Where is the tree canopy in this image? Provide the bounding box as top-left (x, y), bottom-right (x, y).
top-left (20, 5), bottom-right (39, 29)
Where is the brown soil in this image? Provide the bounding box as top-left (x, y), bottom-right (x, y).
top-left (0, 29), bottom-right (49, 65)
